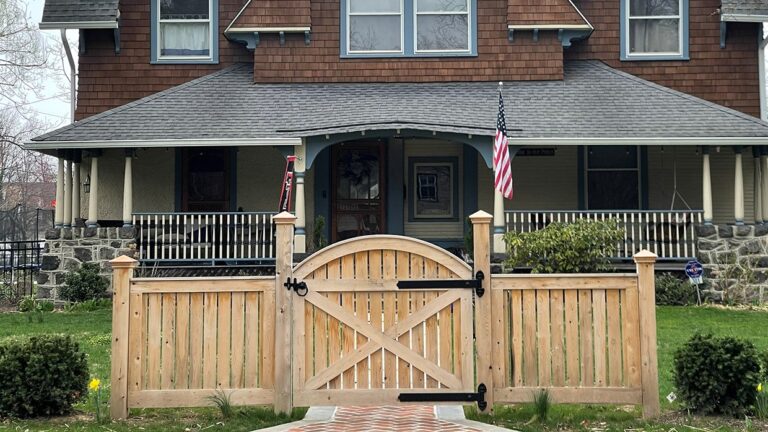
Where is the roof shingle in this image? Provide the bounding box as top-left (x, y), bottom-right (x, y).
top-left (40, 0), bottom-right (119, 26)
top-left (721, 0), bottom-right (768, 18)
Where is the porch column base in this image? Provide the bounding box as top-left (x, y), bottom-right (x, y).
top-left (294, 233), bottom-right (307, 254)
top-left (493, 232), bottom-right (505, 255)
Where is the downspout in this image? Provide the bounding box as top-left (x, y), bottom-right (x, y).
top-left (60, 29), bottom-right (76, 122)
top-left (760, 24), bottom-right (768, 121)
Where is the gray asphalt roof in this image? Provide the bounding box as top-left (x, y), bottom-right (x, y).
top-left (41, 0), bottom-right (119, 24)
top-left (721, 0), bottom-right (768, 17)
top-left (30, 60), bottom-right (768, 144)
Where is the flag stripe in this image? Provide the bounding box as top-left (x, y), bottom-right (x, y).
top-left (494, 91), bottom-right (514, 200)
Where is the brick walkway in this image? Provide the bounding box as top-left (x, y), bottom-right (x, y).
top-left (282, 406), bottom-right (490, 432)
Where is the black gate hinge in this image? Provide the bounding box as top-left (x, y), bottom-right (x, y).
top-left (396, 270), bottom-right (485, 297)
top-left (284, 278), bottom-right (308, 296)
top-left (398, 383), bottom-right (487, 411)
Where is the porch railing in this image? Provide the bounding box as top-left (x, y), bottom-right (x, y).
top-left (133, 212), bottom-right (276, 263)
top-left (504, 210), bottom-right (704, 260)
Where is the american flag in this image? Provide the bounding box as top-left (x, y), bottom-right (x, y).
top-left (494, 89), bottom-right (514, 199)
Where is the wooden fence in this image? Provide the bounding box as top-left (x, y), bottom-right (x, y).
top-left (111, 211), bottom-right (659, 419)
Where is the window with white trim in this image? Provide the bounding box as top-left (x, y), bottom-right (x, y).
top-left (153, 0), bottom-right (217, 63)
top-left (622, 0), bottom-right (688, 60)
top-left (343, 0), bottom-right (474, 57)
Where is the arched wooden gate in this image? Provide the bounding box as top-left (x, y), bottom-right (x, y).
top-left (290, 235), bottom-right (477, 406)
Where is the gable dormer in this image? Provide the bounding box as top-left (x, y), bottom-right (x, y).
top-left (506, 0), bottom-right (592, 47)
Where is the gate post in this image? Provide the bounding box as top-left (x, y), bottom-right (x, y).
top-left (110, 255), bottom-right (138, 420)
top-left (634, 250), bottom-right (660, 418)
top-left (273, 212), bottom-right (296, 414)
top-left (470, 210), bottom-right (494, 412)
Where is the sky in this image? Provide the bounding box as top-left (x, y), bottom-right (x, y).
top-left (25, 0), bottom-right (77, 129)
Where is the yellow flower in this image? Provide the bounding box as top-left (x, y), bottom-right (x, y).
top-left (89, 378), bottom-right (101, 391)
top-left (758, 383), bottom-right (763, 392)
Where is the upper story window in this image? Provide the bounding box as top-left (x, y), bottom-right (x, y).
top-left (621, 0), bottom-right (689, 61)
top-left (151, 0), bottom-right (219, 64)
top-left (343, 0), bottom-right (476, 57)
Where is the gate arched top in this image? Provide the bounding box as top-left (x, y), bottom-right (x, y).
top-left (293, 235), bottom-right (472, 280)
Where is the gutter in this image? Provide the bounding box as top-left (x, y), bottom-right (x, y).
top-left (760, 27), bottom-right (768, 121)
top-left (23, 137), bottom-right (303, 150)
top-left (39, 21), bottom-right (118, 30)
top-left (721, 13), bottom-right (768, 23)
top-left (505, 137), bottom-right (768, 146)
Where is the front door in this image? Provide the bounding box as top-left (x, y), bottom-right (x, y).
top-left (181, 148), bottom-right (231, 212)
top-left (331, 142), bottom-right (385, 242)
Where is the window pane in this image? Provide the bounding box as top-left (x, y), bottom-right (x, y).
top-left (417, 0), bottom-right (468, 12)
top-left (160, 22), bottom-right (210, 56)
top-left (160, 0), bottom-right (209, 19)
top-left (350, 0), bottom-right (400, 13)
top-left (629, 18), bottom-right (680, 53)
top-left (629, 0), bottom-right (679, 16)
top-left (587, 171), bottom-right (639, 210)
top-left (350, 16), bottom-right (401, 51)
top-left (415, 165), bottom-right (453, 217)
top-left (587, 146), bottom-right (637, 169)
top-left (416, 14), bottom-right (468, 51)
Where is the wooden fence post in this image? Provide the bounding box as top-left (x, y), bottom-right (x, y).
top-left (634, 250), bottom-right (660, 418)
top-left (273, 212), bottom-right (296, 414)
top-left (470, 210), bottom-right (494, 412)
top-left (110, 255), bottom-right (139, 420)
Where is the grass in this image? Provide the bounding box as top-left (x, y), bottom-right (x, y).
top-left (468, 305), bottom-right (768, 432)
top-left (0, 306), bottom-right (306, 431)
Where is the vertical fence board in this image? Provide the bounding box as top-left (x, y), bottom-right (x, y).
top-left (522, 290), bottom-right (537, 386)
top-left (203, 293), bottom-right (217, 388)
top-left (216, 293), bottom-right (232, 389)
top-left (244, 292), bottom-right (260, 388)
top-left (606, 290), bottom-right (622, 387)
top-left (578, 289), bottom-right (594, 386)
top-left (161, 293), bottom-right (175, 390)
top-left (231, 292), bottom-right (246, 388)
top-left (564, 290), bottom-right (579, 386)
top-left (511, 291), bottom-right (523, 387)
top-left (592, 289), bottom-right (607, 387)
top-left (174, 293), bottom-right (190, 390)
top-left (536, 290), bottom-right (552, 386)
top-left (147, 294), bottom-right (162, 389)
top-left (396, 251), bottom-right (411, 389)
top-left (188, 294), bottom-right (204, 389)
top-left (622, 287), bottom-right (642, 388)
top-left (549, 289), bottom-right (565, 386)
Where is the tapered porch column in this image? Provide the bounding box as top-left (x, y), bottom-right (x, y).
top-left (294, 144), bottom-right (306, 253)
top-left (122, 151), bottom-right (133, 227)
top-left (702, 146), bottom-right (713, 224)
top-left (55, 157), bottom-right (64, 227)
top-left (493, 189), bottom-right (505, 254)
top-left (754, 146), bottom-right (763, 224)
top-left (734, 146), bottom-right (745, 225)
top-left (63, 160), bottom-right (72, 228)
top-left (72, 160), bottom-right (81, 226)
top-left (86, 154), bottom-right (99, 227)
top-left (762, 147), bottom-right (768, 222)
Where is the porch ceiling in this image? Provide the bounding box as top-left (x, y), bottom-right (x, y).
top-left (27, 60), bottom-right (768, 150)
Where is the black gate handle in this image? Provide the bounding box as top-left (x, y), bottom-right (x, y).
top-left (284, 278), bottom-right (308, 296)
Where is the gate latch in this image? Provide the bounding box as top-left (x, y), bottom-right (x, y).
top-left (396, 271), bottom-right (485, 297)
top-left (284, 278), bottom-right (308, 297)
top-left (398, 383), bottom-right (487, 411)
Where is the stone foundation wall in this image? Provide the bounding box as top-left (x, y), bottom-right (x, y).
top-left (696, 224), bottom-right (768, 304)
top-left (39, 226), bottom-right (138, 300)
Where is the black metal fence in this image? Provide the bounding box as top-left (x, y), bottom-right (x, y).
top-left (0, 240), bottom-right (43, 305)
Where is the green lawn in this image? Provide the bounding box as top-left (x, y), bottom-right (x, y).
top-left (1, 305), bottom-right (767, 431)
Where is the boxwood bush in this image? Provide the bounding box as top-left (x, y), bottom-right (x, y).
top-left (60, 262), bottom-right (109, 303)
top-left (503, 218), bottom-right (624, 273)
top-left (673, 333), bottom-right (761, 416)
top-left (0, 335), bottom-right (88, 418)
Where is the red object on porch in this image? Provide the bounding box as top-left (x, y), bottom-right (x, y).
top-left (279, 155), bottom-right (296, 212)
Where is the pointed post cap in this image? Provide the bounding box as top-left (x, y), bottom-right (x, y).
top-left (110, 255), bottom-right (139, 268)
top-left (469, 210), bottom-right (493, 224)
top-left (633, 250), bottom-right (658, 264)
top-left (273, 211), bottom-right (297, 225)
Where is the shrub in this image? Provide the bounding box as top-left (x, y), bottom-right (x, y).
top-left (655, 273), bottom-right (698, 305)
top-left (673, 333), bottom-right (761, 416)
top-left (60, 263), bottom-right (109, 303)
top-left (760, 349), bottom-right (768, 381)
top-left (17, 296), bottom-right (55, 313)
top-left (503, 218), bottom-right (624, 273)
top-left (0, 335), bottom-right (88, 418)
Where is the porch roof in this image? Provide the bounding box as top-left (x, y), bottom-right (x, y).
top-left (39, 0), bottom-right (119, 29)
top-left (27, 60), bottom-right (768, 149)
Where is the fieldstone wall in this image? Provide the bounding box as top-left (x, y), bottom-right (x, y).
top-left (38, 226), bottom-right (138, 300)
top-left (696, 224), bottom-right (768, 304)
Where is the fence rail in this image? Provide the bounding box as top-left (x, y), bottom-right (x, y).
top-left (133, 212), bottom-right (276, 263)
top-left (505, 210), bottom-right (703, 260)
top-left (0, 240), bottom-right (43, 305)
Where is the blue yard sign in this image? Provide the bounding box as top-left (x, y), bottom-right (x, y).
top-left (685, 259), bottom-right (704, 304)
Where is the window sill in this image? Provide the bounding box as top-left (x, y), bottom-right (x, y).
top-left (341, 52), bottom-right (477, 59)
top-left (620, 54), bottom-right (689, 62)
top-left (151, 58), bottom-right (219, 65)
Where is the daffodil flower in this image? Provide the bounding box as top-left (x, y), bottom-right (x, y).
top-left (759, 383), bottom-right (764, 393)
top-left (89, 378), bottom-right (101, 391)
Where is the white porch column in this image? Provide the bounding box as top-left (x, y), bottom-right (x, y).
top-left (55, 157), bottom-right (64, 227)
top-left (734, 146), bottom-right (745, 225)
top-left (63, 160), bottom-right (72, 228)
top-left (72, 161), bottom-right (81, 226)
top-left (122, 151), bottom-right (133, 226)
top-left (702, 147), bottom-right (713, 224)
top-left (294, 144), bottom-right (307, 253)
top-left (762, 147), bottom-right (768, 222)
top-left (754, 147), bottom-right (763, 224)
top-left (86, 155), bottom-right (99, 227)
top-left (493, 188), bottom-right (505, 254)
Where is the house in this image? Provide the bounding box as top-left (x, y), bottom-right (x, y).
top-left (25, 0), bottom-right (768, 294)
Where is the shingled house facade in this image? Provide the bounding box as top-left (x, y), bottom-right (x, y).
top-left (26, 0), bottom-right (768, 295)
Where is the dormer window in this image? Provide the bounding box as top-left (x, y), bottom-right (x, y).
top-left (151, 0), bottom-right (219, 64)
top-left (621, 0), bottom-right (689, 61)
top-left (342, 0), bottom-right (476, 57)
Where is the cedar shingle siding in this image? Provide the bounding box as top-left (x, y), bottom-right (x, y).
top-left (229, 0), bottom-right (311, 28)
top-left (507, 0), bottom-right (587, 26)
